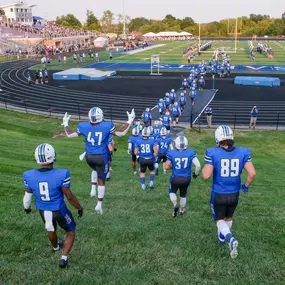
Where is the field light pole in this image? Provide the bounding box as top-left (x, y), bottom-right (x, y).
top-left (235, 0), bottom-right (238, 53)
top-left (123, 0), bottom-right (126, 39)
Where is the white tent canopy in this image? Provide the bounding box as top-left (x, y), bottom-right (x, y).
top-left (179, 31), bottom-right (192, 36)
top-left (94, 37), bottom-right (108, 48)
top-left (143, 32), bottom-right (157, 37)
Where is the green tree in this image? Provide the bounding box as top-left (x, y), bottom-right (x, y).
top-left (180, 17), bottom-right (195, 30)
top-left (86, 10), bottom-right (99, 29)
top-left (100, 10), bottom-right (114, 33)
top-left (129, 17), bottom-right (150, 31)
top-left (56, 14), bottom-right (82, 28)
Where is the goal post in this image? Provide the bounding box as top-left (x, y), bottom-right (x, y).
top-left (150, 54), bottom-right (162, 75)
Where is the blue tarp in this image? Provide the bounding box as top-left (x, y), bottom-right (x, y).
top-left (33, 16), bottom-right (44, 21)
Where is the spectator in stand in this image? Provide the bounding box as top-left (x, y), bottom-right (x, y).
top-left (205, 106), bottom-right (213, 128)
top-left (249, 106), bottom-right (258, 129)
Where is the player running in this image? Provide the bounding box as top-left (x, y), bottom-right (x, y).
top-left (142, 108), bottom-right (152, 127)
top-left (179, 93), bottom-right (187, 111)
top-left (165, 136), bottom-right (201, 217)
top-left (202, 125), bottom-right (256, 259)
top-left (156, 127), bottom-right (173, 175)
top-left (169, 89), bottom-right (176, 105)
top-left (171, 102), bottom-right (181, 126)
top-left (190, 87), bottom-right (196, 106)
top-left (23, 143), bottom-right (83, 268)
top-left (135, 127), bottom-right (158, 191)
top-left (164, 93), bottom-right (171, 110)
top-left (152, 120), bottom-right (162, 139)
top-left (128, 127), bottom-right (140, 175)
top-left (62, 107), bottom-right (135, 215)
top-left (160, 111), bottom-right (172, 132)
top-left (157, 98), bottom-right (166, 115)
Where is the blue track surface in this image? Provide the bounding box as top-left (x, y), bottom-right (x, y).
top-left (85, 62), bottom-right (285, 73)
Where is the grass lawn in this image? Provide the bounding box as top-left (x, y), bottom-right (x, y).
top-left (1, 109), bottom-right (285, 284)
top-left (0, 56), bottom-right (16, 62)
top-left (30, 40), bottom-right (285, 73)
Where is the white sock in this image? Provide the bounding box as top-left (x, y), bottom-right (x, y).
top-left (106, 172), bottom-right (110, 179)
top-left (163, 163), bottom-right (166, 171)
top-left (216, 220), bottom-right (231, 238)
top-left (61, 255), bottom-right (68, 261)
top-left (169, 193), bottom-right (177, 203)
top-left (226, 220), bottom-right (233, 229)
top-left (98, 186), bottom-right (105, 200)
top-left (180, 197), bottom-right (186, 208)
top-left (92, 171), bottom-right (98, 184)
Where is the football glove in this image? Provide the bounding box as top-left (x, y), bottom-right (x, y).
top-left (154, 163), bottom-right (159, 169)
top-left (61, 112), bottom-right (71, 128)
top-left (78, 208), bottom-right (84, 218)
top-left (114, 148), bottom-right (117, 152)
top-left (24, 207), bottom-right (32, 214)
top-left (127, 109), bottom-right (135, 124)
top-left (192, 173), bottom-right (198, 179)
top-left (79, 152), bottom-right (86, 161)
top-left (241, 184), bottom-right (249, 193)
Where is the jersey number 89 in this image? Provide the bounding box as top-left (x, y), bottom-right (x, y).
top-left (221, 159), bottom-right (239, 177)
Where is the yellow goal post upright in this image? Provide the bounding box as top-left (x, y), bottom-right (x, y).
top-left (198, 0), bottom-right (239, 54)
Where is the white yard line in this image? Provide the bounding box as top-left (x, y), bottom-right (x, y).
top-left (125, 44), bottom-right (166, 55)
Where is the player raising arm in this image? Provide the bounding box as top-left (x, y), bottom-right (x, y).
top-left (165, 136), bottom-right (201, 217)
top-left (61, 107), bottom-right (135, 215)
top-left (202, 125), bottom-right (256, 259)
top-left (23, 144), bottom-right (83, 268)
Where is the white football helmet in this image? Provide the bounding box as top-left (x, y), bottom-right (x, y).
top-left (165, 93), bottom-right (169, 96)
top-left (180, 93), bottom-right (185, 96)
top-left (142, 127), bottom-right (150, 137)
top-left (146, 108), bottom-right (150, 112)
top-left (171, 89), bottom-right (175, 93)
top-left (148, 126), bottom-right (154, 134)
top-left (174, 136), bottom-right (188, 150)
top-left (35, 143), bottom-right (56, 165)
top-left (160, 127), bottom-right (167, 136)
top-left (165, 111), bottom-right (170, 116)
top-left (154, 120), bottom-right (159, 126)
top-left (132, 127), bottom-right (139, 136)
top-left (159, 98), bottom-right (164, 102)
top-left (215, 125), bottom-right (234, 146)
top-left (88, 107), bottom-right (103, 123)
top-left (174, 102), bottom-right (178, 106)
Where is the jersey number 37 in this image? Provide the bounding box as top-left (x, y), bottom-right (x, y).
top-left (221, 159), bottom-right (239, 177)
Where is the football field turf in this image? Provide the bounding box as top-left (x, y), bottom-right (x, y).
top-left (1, 109), bottom-right (285, 284)
top-left (30, 40), bottom-right (285, 71)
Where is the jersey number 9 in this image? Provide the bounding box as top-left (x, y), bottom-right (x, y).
top-left (39, 182), bottom-right (50, 201)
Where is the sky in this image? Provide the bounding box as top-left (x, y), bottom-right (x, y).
top-left (2, 0), bottom-right (284, 23)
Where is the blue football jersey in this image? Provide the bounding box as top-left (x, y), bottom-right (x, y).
top-left (157, 136), bottom-right (172, 154)
top-left (180, 96), bottom-right (186, 104)
top-left (158, 102), bottom-right (165, 110)
top-left (204, 147), bottom-right (252, 194)
top-left (77, 121), bottom-right (115, 155)
top-left (135, 137), bottom-right (156, 159)
top-left (167, 149), bottom-right (197, 177)
top-left (128, 135), bottom-right (138, 153)
top-left (172, 106), bottom-right (180, 116)
top-left (190, 90), bottom-right (196, 98)
top-left (23, 168), bottom-right (70, 211)
top-left (153, 126), bottom-right (162, 138)
top-left (164, 96), bottom-right (170, 105)
top-left (160, 115), bottom-right (171, 126)
top-left (143, 111), bottom-right (151, 121)
top-left (169, 92), bottom-right (176, 101)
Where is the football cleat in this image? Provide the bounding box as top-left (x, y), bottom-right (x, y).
top-left (141, 184), bottom-right (146, 191)
top-left (178, 210), bottom-right (186, 216)
top-left (95, 204), bottom-right (103, 215)
top-left (229, 238), bottom-right (239, 259)
top-left (59, 258), bottom-right (68, 268)
top-left (149, 182), bottom-right (154, 190)
top-left (218, 232), bottom-right (225, 244)
top-left (172, 204), bottom-right (179, 217)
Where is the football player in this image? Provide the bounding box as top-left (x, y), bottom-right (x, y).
top-left (142, 108), bottom-right (152, 127)
top-left (199, 75), bottom-right (205, 91)
top-left (165, 136), bottom-right (201, 217)
top-left (134, 127), bottom-right (158, 191)
top-left (128, 127), bottom-right (140, 175)
top-left (171, 102), bottom-right (181, 126)
top-left (190, 87), bottom-right (196, 106)
top-left (181, 78), bottom-right (188, 90)
top-left (152, 120), bottom-right (162, 139)
top-left (62, 107), bottom-right (135, 215)
top-left (169, 89), bottom-right (176, 105)
top-left (202, 125), bottom-right (256, 259)
top-left (164, 93), bottom-right (171, 110)
top-left (160, 111), bottom-right (172, 132)
top-left (156, 127), bottom-right (173, 175)
top-left (157, 98), bottom-right (166, 115)
top-left (23, 143), bottom-right (83, 268)
top-left (179, 93), bottom-right (187, 111)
